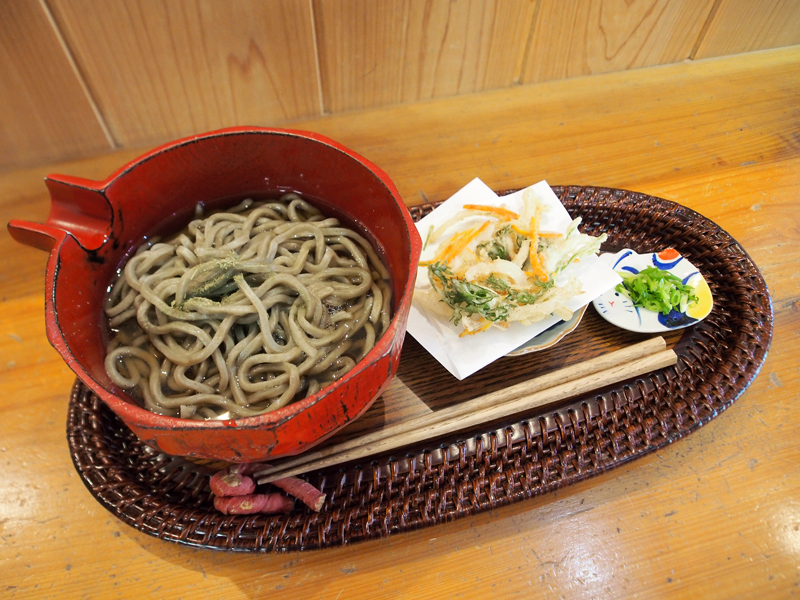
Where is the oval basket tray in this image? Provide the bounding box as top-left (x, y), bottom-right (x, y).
top-left (66, 185), bottom-right (773, 552)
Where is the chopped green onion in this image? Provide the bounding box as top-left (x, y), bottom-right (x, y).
top-left (616, 266), bottom-right (699, 315)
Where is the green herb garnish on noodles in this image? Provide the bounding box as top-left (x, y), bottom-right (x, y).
top-left (616, 267), bottom-right (699, 315)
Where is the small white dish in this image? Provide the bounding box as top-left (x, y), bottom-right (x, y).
top-left (592, 248), bottom-right (713, 333)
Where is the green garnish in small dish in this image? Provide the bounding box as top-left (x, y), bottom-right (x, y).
top-left (616, 266), bottom-right (699, 315)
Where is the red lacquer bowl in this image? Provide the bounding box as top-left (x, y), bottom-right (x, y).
top-left (8, 127), bottom-right (421, 462)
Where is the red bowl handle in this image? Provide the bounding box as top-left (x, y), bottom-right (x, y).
top-left (7, 219), bottom-right (62, 252)
top-left (7, 174), bottom-right (113, 253)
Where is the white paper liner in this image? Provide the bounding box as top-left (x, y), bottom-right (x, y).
top-left (406, 179), bottom-right (621, 380)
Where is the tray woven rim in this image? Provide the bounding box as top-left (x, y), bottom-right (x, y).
top-left (66, 185), bottom-right (773, 552)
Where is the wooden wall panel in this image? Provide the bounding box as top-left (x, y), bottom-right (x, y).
top-left (0, 0), bottom-right (110, 172)
top-left (47, 0), bottom-right (322, 148)
top-left (523, 0), bottom-right (716, 83)
top-left (3, 0), bottom-right (797, 171)
top-left (314, 0), bottom-right (537, 113)
top-left (694, 0), bottom-right (800, 59)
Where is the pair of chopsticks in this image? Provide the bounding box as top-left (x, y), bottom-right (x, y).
top-left (255, 337), bottom-right (676, 484)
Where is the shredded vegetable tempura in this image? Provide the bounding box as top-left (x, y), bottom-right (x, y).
top-left (416, 188), bottom-right (606, 336)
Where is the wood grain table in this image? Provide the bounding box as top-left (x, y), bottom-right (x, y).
top-left (1, 46), bottom-right (798, 599)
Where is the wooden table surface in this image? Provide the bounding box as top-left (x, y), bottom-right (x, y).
top-left (1, 46), bottom-right (798, 599)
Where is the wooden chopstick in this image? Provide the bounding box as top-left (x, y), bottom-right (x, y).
top-left (259, 337), bottom-right (667, 478)
top-left (256, 337), bottom-right (675, 484)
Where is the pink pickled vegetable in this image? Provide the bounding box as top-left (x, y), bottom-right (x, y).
top-left (271, 476), bottom-right (327, 512)
top-left (213, 493), bottom-right (294, 515)
top-left (209, 463), bottom-right (326, 515)
top-left (227, 463), bottom-right (259, 477)
top-left (209, 469), bottom-right (255, 497)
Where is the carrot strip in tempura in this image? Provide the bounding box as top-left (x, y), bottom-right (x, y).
top-left (511, 224), bottom-right (530, 236)
top-left (526, 215), bottom-right (548, 282)
top-left (462, 204), bottom-right (519, 220)
top-left (512, 224), bottom-right (562, 239)
top-left (418, 229), bottom-right (470, 266)
top-left (437, 221), bottom-right (491, 265)
top-left (458, 320), bottom-right (492, 337)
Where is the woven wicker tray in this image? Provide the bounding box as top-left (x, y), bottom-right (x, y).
top-left (67, 185), bottom-right (773, 552)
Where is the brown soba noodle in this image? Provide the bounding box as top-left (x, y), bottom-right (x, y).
top-left (104, 193), bottom-right (391, 420)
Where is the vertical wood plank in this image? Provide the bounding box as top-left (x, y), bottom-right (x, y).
top-left (314, 0), bottom-right (538, 114)
top-left (0, 0), bottom-right (110, 171)
top-left (694, 0), bottom-right (800, 59)
top-left (522, 0), bottom-right (716, 83)
top-left (48, 0), bottom-right (322, 148)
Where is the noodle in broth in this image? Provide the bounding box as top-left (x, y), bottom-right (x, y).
top-left (104, 193), bottom-right (391, 420)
